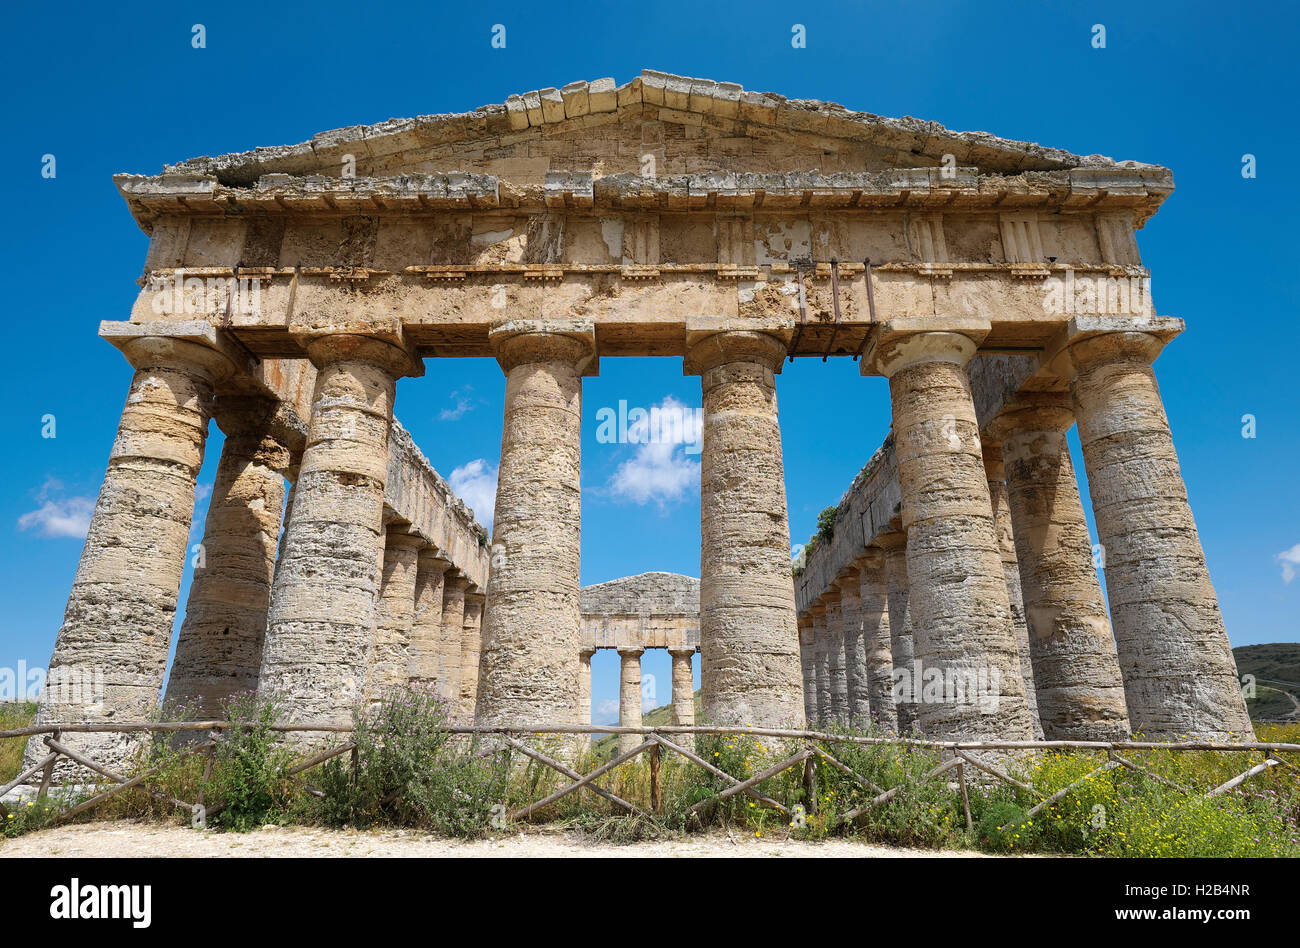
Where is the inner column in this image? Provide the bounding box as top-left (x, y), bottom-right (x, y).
top-left (617, 646), bottom-right (644, 756)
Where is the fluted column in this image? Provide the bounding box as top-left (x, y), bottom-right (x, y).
top-left (833, 570), bottom-right (870, 727)
top-left (437, 572), bottom-right (468, 708)
top-left (686, 327), bottom-right (804, 726)
top-left (618, 647), bottom-right (644, 756)
top-left (365, 527), bottom-right (424, 703)
top-left (476, 321), bottom-right (595, 728)
top-left (811, 606), bottom-right (831, 726)
top-left (991, 394), bottom-right (1130, 740)
top-left (856, 549), bottom-right (898, 734)
top-left (577, 648), bottom-right (595, 749)
top-left (1054, 330), bottom-right (1250, 738)
top-left (670, 648), bottom-right (696, 750)
top-left (798, 617), bottom-right (818, 726)
top-left (458, 591), bottom-right (486, 719)
top-left (864, 322), bottom-right (1034, 740)
top-left (983, 444), bottom-right (1045, 740)
top-left (409, 549), bottom-right (449, 688)
top-left (28, 335), bottom-right (231, 770)
top-left (259, 334), bottom-right (420, 727)
top-left (165, 397), bottom-right (290, 718)
top-left (877, 531), bottom-right (917, 734)
top-left (823, 591), bottom-right (847, 723)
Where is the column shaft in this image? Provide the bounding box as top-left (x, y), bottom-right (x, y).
top-left (366, 528), bottom-right (424, 703)
top-left (29, 337), bottom-right (227, 770)
top-left (984, 445), bottom-right (1045, 739)
top-left (475, 326), bottom-right (592, 728)
top-left (166, 398), bottom-right (289, 718)
top-left (880, 534), bottom-right (918, 734)
top-left (875, 330), bottom-right (1034, 740)
top-left (798, 620), bottom-right (818, 726)
top-left (670, 649), bottom-right (696, 750)
top-left (1063, 333), bottom-right (1251, 738)
top-left (409, 551), bottom-right (449, 688)
top-left (811, 610), bottom-right (831, 726)
top-left (857, 551), bottom-right (898, 734)
top-left (437, 573), bottom-right (468, 709)
top-left (618, 649), bottom-right (644, 756)
top-left (259, 335), bottom-right (416, 727)
top-left (690, 331), bottom-right (804, 726)
top-left (824, 594), bottom-right (847, 722)
top-left (458, 592), bottom-right (485, 719)
top-left (836, 572), bottom-right (870, 727)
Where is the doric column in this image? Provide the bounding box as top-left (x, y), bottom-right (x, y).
top-left (863, 321), bottom-right (1034, 740)
top-left (437, 572), bottom-right (468, 708)
top-left (476, 320), bottom-right (595, 729)
top-left (982, 444), bottom-right (1045, 740)
top-left (798, 617), bottom-right (818, 726)
top-left (810, 605), bottom-right (831, 726)
top-left (408, 549), bottom-right (449, 688)
top-left (365, 526), bottom-right (425, 703)
top-left (669, 648), bottom-right (696, 750)
top-left (856, 548), bottom-right (898, 734)
top-left (832, 569), bottom-right (870, 727)
top-left (877, 531), bottom-right (917, 733)
top-left (686, 327), bottom-right (804, 726)
top-left (272, 453), bottom-right (302, 582)
top-left (990, 393), bottom-right (1130, 740)
top-left (577, 648), bottom-right (595, 747)
top-left (1053, 330), bottom-right (1251, 738)
top-left (618, 647), bottom-right (645, 756)
top-left (259, 333), bottom-right (420, 727)
top-left (458, 591), bottom-right (486, 719)
top-left (165, 396), bottom-right (290, 718)
top-left (822, 591), bottom-right (847, 723)
top-left (28, 334), bottom-right (232, 769)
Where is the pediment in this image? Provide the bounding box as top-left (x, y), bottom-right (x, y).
top-left (156, 70), bottom-right (1163, 191)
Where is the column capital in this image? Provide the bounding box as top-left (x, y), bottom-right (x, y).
top-left (987, 392), bottom-right (1075, 441)
top-left (578, 647), bottom-right (598, 659)
top-left (873, 529), bottom-right (907, 552)
top-left (830, 566), bottom-right (861, 591)
top-left (383, 526), bottom-right (426, 551)
top-left (463, 590), bottom-right (487, 608)
top-left (488, 318), bottom-right (598, 376)
top-left (851, 547), bottom-right (886, 572)
top-left (442, 570), bottom-right (470, 592)
top-left (667, 646), bottom-right (697, 658)
top-left (416, 547), bottom-right (453, 572)
top-left (683, 327), bottom-right (788, 376)
top-left (101, 320), bottom-right (247, 382)
top-left (1044, 317), bottom-right (1183, 380)
top-left (300, 332), bottom-right (423, 379)
top-left (617, 645), bottom-right (646, 658)
top-left (860, 317), bottom-right (989, 378)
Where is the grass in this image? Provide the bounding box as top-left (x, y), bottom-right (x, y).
top-left (0, 701), bottom-right (37, 784)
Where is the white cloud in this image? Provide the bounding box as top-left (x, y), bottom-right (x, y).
top-left (439, 386), bottom-right (477, 421)
top-left (595, 698), bottom-right (619, 721)
top-left (606, 397), bottom-right (701, 507)
top-left (18, 481), bottom-right (94, 539)
top-left (194, 482), bottom-right (213, 503)
top-left (1278, 543), bottom-right (1300, 583)
top-left (449, 459), bottom-right (498, 530)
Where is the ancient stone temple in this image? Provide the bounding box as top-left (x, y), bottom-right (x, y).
top-left (28, 69), bottom-right (1250, 769)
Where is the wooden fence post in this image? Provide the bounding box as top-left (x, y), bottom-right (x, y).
top-left (649, 743), bottom-right (662, 814)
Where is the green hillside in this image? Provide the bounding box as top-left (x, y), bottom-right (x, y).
top-left (590, 690), bottom-right (703, 760)
top-left (1234, 643), bottom-right (1300, 721)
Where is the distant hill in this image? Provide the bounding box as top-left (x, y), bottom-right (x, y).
top-left (590, 690), bottom-right (703, 760)
top-left (1234, 644), bottom-right (1300, 722)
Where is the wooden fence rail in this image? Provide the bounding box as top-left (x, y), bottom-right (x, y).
top-left (3, 721), bottom-right (1297, 832)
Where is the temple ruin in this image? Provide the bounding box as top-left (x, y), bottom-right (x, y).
top-left (27, 69), bottom-right (1252, 771)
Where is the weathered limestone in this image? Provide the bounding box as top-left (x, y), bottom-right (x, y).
top-left (577, 648), bottom-right (595, 732)
top-left (669, 648), bottom-right (696, 750)
top-left (580, 572), bottom-right (699, 651)
top-left (798, 618), bottom-right (818, 726)
top-left (877, 532), bottom-right (917, 734)
top-left (475, 321), bottom-right (595, 729)
top-left (863, 322), bottom-right (1034, 741)
top-left (437, 572), bottom-right (468, 707)
top-left (618, 647), bottom-right (644, 755)
top-left (27, 335), bottom-right (231, 770)
top-left (983, 444), bottom-right (1045, 740)
top-left (408, 549), bottom-right (450, 687)
top-left (990, 394), bottom-right (1130, 740)
top-left (810, 605), bottom-right (831, 726)
top-left (165, 397), bottom-right (290, 718)
top-left (366, 527), bottom-right (424, 702)
top-left (459, 592), bottom-right (486, 718)
top-left (687, 327), bottom-right (804, 727)
top-left (823, 591), bottom-right (848, 723)
top-left (1055, 331), bottom-right (1251, 738)
top-left (856, 549), bottom-right (898, 734)
top-left (832, 570), bottom-right (870, 726)
top-left (258, 334), bottom-right (420, 728)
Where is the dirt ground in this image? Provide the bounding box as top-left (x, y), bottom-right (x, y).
top-left (0, 821), bottom-right (992, 858)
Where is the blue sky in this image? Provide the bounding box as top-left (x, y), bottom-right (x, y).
top-left (1, 0), bottom-right (1296, 723)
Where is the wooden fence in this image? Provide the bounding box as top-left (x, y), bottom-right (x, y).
top-left (3, 721), bottom-right (1298, 834)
